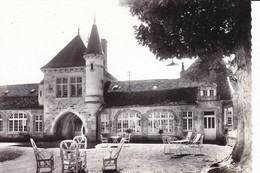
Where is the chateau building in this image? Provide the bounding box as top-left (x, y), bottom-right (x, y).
top-left (0, 22), bottom-right (237, 142)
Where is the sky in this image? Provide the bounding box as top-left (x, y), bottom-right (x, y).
top-left (0, 0), bottom-right (195, 85)
top-left (0, 0), bottom-right (260, 170)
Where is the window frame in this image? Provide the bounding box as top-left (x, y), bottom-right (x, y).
top-left (8, 113), bottom-right (28, 132)
top-left (56, 77), bottom-right (68, 98)
top-left (101, 114), bottom-right (110, 133)
top-left (117, 112), bottom-right (141, 133)
top-left (182, 111), bottom-right (193, 131)
top-left (35, 115), bottom-right (43, 132)
top-left (70, 77), bottom-right (82, 97)
top-left (148, 112), bottom-right (174, 133)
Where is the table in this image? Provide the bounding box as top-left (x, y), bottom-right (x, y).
top-left (110, 136), bottom-right (121, 143)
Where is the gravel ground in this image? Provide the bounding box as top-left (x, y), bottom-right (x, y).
top-left (0, 142), bottom-right (232, 173)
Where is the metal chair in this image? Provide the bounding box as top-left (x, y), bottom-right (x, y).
top-left (73, 136), bottom-right (88, 170)
top-left (100, 134), bottom-right (109, 147)
top-left (170, 131), bottom-right (193, 144)
top-left (189, 133), bottom-right (204, 155)
top-left (60, 140), bottom-right (83, 173)
top-left (30, 138), bottom-right (54, 173)
top-left (162, 136), bottom-right (173, 154)
top-left (102, 138), bottom-right (126, 171)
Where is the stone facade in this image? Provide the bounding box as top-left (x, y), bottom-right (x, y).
top-left (0, 22), bottom-right (235, 143)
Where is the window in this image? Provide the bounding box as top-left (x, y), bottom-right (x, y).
top-left (148, 112), bottom-right (174, 133)
top-left (35, 115), bottom-right (43, 132)
top-left (0, 115), bottom-right (3, 131)
top-left (56, 78), bottom-right (68, 97)
top-left (70, 77), bottom-right (82, 97)
top-left (90, 63), bottom-right (94, 70)
top-left (209, 90), bottom-right (214, 96)
top-left (101, 114), bottom-right (110, 133)
top-left (183, 111), bottom-right (193, 131)
top-left (203, 90), bottom-right (208, 96)
top-left (117, 112), bottom-right (141, 133)
top-left (9, 113), bottom-right (27, 132)
top-left (227, 108), bottom-right (233, 125)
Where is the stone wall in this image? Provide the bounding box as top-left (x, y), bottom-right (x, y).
top-left (99, 101), bottom-right (224, 142)
top-left (0, 109), bottom-right (44, 139)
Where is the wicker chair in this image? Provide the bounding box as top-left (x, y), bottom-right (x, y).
top-left (60, 140), bottom-right (83, 173)
top-left (102, 138), bottom-right (126, 171)
top-left (30, 138), bottom-right (54, 173)
top-left (73, 136), bottom-right (88, 170)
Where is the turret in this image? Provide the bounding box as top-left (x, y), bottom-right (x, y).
top-left (83, 21), bottom-right (105, 105)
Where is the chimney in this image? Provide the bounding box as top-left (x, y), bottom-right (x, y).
top-left (180, 62), bottom-right (185, 78)
top-left (101, 39), bottom-right (108, 70)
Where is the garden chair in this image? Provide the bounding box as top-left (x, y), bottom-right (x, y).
top-left (170, 131), bottom-right (193, 144)
top-left (124, 133), bottom-right (131, 147)
top-left (162, 136), bottom-right (172, 154)
top-left (102, 138), bottom-right (126, 171)
top-left (60, 140), bottom-right (83, 173)
top-left (100, 134), bottom-right (109, 147)
top-left (189, 133), bottom-right (204, 155)
top-left (30, 138), bottom-right (54, 173)
top-left (73, 136), bottom-right (88, 170)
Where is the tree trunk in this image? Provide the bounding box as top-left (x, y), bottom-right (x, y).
top-left (231, 46), bottom-right (252, 172)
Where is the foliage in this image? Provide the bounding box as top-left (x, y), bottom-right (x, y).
top-left (125, 128), bottom-right (133, 134)
top-left (121, 0), bottom-right (251, 65)
top-left (0, 149), bottom-right (23, 162)
top-left (158, 129), bottom-right (164, 134)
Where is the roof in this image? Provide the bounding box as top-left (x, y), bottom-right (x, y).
top-left (85, 23), bottom-right (104, 55)
top-left (0, 83), bottom-right (42, 109)
top-left (106, 78), bottom-right (201, 92)
top-left (41, 35), bottom-right (87, 69)
top-left (181, 58), bottom-right (232, 100)
top-left (104, 87), bottom-right (198, 107)
top-left (104, 78), bottom-right (200, 107)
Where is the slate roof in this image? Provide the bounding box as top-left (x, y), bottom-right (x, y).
top-left (85, 23), bottom-right (104, 55)
top-left (181, 58), bottom-right (233, 100)
top-left (104, 87), bottom-right (198, 107)
top-left (106, 79), bottom-right (201, 92)
top-left (104, 79), bottom-right (201, 107)
top-left (0, 83), bottom-right (42, 109)
top-left (41, 35), bottom-right (87, 69)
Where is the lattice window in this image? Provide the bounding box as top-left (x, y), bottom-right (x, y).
top-left (35, 115), bottom-right (42, 132)
top-left (56, 78), bottom-right (68, 97)
top-left (183, 111), bottom-right (193, 131)
top-left (148, 112), bottom-right (174, 133)
top-left (9, 113), bottom-right (27, 132)
top-left (70, 77), bottom-right (82, 97)
top-left (101, 114), bottom-right (110, 133)
top-left (117, 112), bottom-right (141, 133)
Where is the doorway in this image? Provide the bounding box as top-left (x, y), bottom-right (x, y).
top-left (56, 112), bottom-right (82, 139)
top-left (204, 111), bottom-right (216, 140)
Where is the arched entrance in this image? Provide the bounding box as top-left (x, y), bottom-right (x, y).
top-left (55, 112), bottom-right (83, 139)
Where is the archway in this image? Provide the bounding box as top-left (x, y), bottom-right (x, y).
top-left (55, 112), bottom-right (83, 140)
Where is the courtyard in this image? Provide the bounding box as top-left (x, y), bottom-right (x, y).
top-left (0, 142), bottom-right (232, 173)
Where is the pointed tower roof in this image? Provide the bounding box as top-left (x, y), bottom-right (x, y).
top-left (42, 35), bottom-right (87, 69)
top-left (85, 22), bottom-right (104, 55)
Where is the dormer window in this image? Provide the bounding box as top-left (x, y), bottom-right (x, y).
top-left (203, 90), bottom-right (208, 96)
top-left (112, 85), bottom-right (120, 90)
top-left (90, 63), bottom-right (94, 70)
top-left (30, 89), bottom-right (36, 93)
top-left (209, 90), bottom-right (214, 96)
top-left (200, 87), bottom-right (216, 98)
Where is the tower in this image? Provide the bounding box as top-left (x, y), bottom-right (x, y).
top-left (83, 21), bottom-right (105, 139)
